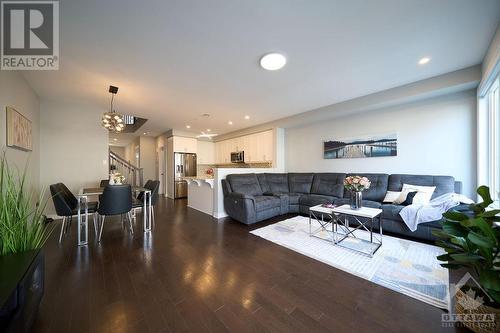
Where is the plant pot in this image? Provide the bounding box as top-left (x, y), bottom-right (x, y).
top-left (350, 191), bottom-right (362, 210)
top-left (0, 249), bottom-right (45, 333)
top-left (455, 289), bottom-right (499, 333)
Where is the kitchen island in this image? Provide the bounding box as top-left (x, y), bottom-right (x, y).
top-left (183, 177), bottom-right (215, 216)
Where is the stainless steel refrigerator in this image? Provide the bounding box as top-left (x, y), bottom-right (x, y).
top-left (174, 153), bottom-right (197, 198)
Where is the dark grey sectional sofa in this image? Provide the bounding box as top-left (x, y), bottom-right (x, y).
top-left (221, 173), bottom-right (463, 241)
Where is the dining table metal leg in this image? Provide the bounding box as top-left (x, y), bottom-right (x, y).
top-left (77, 196), bottom-right (89, 246)
top-left (148, 191), bottom-right (152, 230)
top-left (143, 190), bottom-right (152, 232)
top-left (127, 212), bottom-right (134, 234)
top-left (59, 216), bottom-right (66, 243)
top-left (92, 212), bottom-right (98, 238)
top-left (98, 215), bottom-right (105, 242)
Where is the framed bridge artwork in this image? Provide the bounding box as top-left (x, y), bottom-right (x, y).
top-left (324, 133), bottom-right (397, 159)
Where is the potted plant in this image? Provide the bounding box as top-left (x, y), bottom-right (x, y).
top-left (344, 175), bottom-right (371, 210)
top-left (0, 155), bottom-right (52, 255)
top-left (433, 186), bottom-right (499, 332)
top-left (0, 154), bottom-right (53, 332)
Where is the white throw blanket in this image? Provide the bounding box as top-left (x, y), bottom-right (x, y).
top-left (399, 193), bottom-right (474, 232)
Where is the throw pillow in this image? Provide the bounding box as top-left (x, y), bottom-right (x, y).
top-left (394, 184), bottom-right (436, 205)
top-left (383, 191), bottom-right (401, 203)
top-left (401, 191), bottom-right (418, 206)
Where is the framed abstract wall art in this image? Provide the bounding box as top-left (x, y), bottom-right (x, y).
top-left (6, 106), bottom-right (32, 151)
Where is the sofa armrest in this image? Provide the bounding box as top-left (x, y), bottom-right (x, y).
top-left (224, 192), bottom-right (257, 224)
top-left (227, 192), bottom-right (256, 201)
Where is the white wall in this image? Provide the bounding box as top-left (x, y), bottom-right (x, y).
top-left (109, 145), bottom-right (125, 158)
top-left (479, 24), bottom-right (500, 96)
top-left (124, 137), bottom-right (139, 165)
top-left (139, 136), bottom-right (157, 181)
top-left (0, 71), bottom-right (40, 191)
top-left (285, 90), bottom-right (477, 197)
top-left (40, 100), bottom-right (109, 213)
top-left (156, 134), bottom-right (168, 195)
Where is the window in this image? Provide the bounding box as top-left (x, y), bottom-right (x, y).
top-left (486, 77), bottom-right (499, 200)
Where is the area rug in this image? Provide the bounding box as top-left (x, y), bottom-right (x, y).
top-left (250, 216), bottom-right (449, 309)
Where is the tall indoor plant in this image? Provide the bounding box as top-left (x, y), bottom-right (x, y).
top-left (433, 186), bottom-right (499, 332)
top-left (0, 155), bottom-right (51, 255)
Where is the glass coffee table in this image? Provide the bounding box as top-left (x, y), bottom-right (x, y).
top-left (309, 204), bottom-right (383, 257)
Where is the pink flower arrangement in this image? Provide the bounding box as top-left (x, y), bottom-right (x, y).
top-left (206, 168), bottom-right (214, 176)
top-left (344, 175), bottom-right (371, 192)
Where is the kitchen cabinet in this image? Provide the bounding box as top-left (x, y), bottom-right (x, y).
top-left (197, 141), bottom-right (215, 164)
top-left (214, 129), bottom-right (275, 164)
top-left (173, 136), bottom-right (197, 153)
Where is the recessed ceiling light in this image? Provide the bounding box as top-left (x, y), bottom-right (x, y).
top-left (228, 121), bottom-right (233, 125)
top-left (260, 53), bottom-right (287, 71)
top-left (244, 115), bottom-right (250, 120)
top-left (186, 125), bottom-right (191, 129)
top-left (113, 138), bottom-right (118, 141)
top-left (143, 132), bottom-right (147, 135)
top-left (207, 129), bottom-right (211, 132)
top-left (418, 57), bottom-right (430, 65)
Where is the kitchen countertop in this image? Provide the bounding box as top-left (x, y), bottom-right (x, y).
top-left (183, 177), bottom-right (214, 188)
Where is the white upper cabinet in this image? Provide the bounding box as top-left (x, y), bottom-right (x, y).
top-left (197, 140), bottom-right (215, 164)
top-left (173, 136), bottom-right (197, 153)
top-left (215, 129), bottom-right (275, 164)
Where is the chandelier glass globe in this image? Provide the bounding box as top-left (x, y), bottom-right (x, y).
top-left (102, 111), bottom-right (125, 132)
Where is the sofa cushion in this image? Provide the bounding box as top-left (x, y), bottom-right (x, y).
top-left (269, 192), bottom-right (301, 205)
top-left (226, 174), bottom-right (262, 196)
top-left (299, 194), bottom-right (335, 207)
top-left (254, 195), bottom-right (281, 212)
top-left (288, 173), bottom-right (314, 194)
top-left (344, 173), bottom-right (388, 202)
top-left (334, 198), bottom-right (382, 209)
top-left (256, 173), bottom-right (270, 193)
top-left (311, 173), bottom-right (346, 197)
top-left (388, 174), bottom-right (455, 199)
top-left (381, 204), bottom-right (404, 222)
top-left (265, 173), bottom-right (289, 193)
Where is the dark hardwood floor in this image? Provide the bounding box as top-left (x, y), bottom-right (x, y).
top-left (32, 198), bottom-right (465, 333)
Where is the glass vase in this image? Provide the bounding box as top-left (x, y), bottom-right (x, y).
top-left (350, 191), bottom-right (362, 210)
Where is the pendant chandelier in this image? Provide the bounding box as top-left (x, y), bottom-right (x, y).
top-left (102, 85), bottom-right (125, 132)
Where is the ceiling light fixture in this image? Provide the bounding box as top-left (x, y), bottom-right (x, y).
top-left (207, 129), bottom-right (211, 132)
top-left (101, 85), bottom-right (125, 133)
top-left (113, 138), bottom-right (118, 141)
top-left (186, 125), bottom-right (191, 129)
top-left (260, 53), bottom-right (287, 70)
top-left (418, 57), bottom-right (430, 65)
top-left (244, 115), bottom-right (250, 120)
top-left (228, 121), bottom-right (233, 125)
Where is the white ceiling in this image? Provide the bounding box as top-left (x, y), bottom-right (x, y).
top-left (23, 0), bottom-right (500, 137)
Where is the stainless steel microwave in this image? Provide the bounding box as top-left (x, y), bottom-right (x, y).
top-left (231, 151), bottom-right (244, 163)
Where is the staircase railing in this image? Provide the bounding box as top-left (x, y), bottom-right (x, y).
top-left (109, 150), bottom-right (144, 187)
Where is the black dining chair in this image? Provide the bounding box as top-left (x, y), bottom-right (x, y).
top-left (96, 184), bottom-right (133, 242)
top-left (132, 180), bottom-right (160, 227)
top-left (99, 179), bottom-right (109, 187)
top-left (50, 183), bottom-right (98, 243)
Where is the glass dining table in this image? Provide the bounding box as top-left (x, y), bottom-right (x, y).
top-left (76, 186), bottom-right (152, 246)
